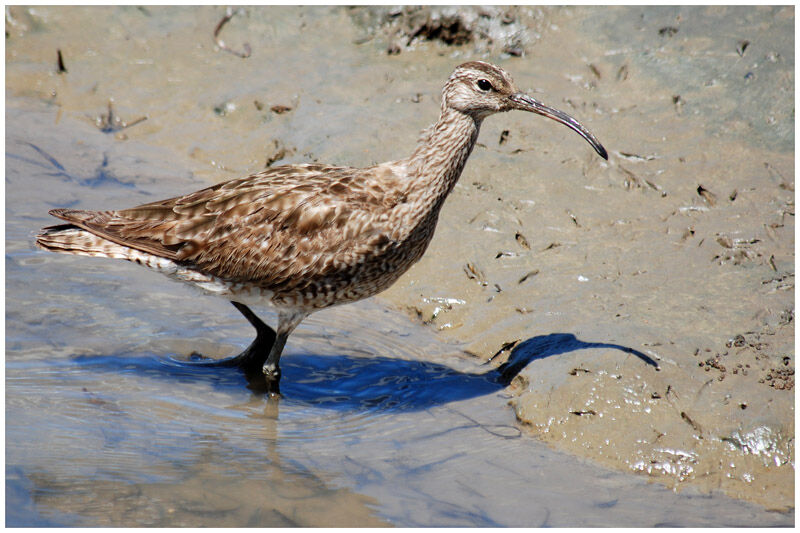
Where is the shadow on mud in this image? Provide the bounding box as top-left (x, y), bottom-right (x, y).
top-left (63, 332), bottom-right (658, 411)
top-left (495, 332), bottom-right (660, 385)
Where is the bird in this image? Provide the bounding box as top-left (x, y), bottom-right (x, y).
top-left (37, 61), bottom-right (607, 395)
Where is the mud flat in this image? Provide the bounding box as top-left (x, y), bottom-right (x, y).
top-left (376, 6), bottom-right (795, 510)
top-left (6, 5), bottom-right (793, 519)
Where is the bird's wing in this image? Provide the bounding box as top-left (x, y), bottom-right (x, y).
top-left (46, 163), bottom-right (408, 287)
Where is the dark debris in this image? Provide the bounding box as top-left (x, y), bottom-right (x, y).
top-left (95, 101), bottom-right (147, 134)
top-left (213, 7), bottom-right (251, 59)
top-left (349, 6), bottom-right (541, 57)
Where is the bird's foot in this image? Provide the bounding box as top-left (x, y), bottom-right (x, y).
top-left (262, 363), bottom-right (281, 398)
top-left (264, 378), bottom-right (281, 398)
top-left (187, 351), bottom-right (215, 362)
top-left (180, 351), bottom-right (236, 366)
top-left (180, 346), bottom-right (264, 372)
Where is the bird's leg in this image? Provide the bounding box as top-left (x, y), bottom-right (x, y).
top-left (186, 301), bottom-right (276, 371)
top-left (183, 304), bottom-right (306, 398)
top-left (261, 311), bottom-right (307, 392)
top-left (227, 301), bottom-right (277, 373)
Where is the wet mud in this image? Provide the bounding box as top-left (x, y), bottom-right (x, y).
top-left (6, 5), bottom-right (793, 524)
top-left (374, 6), bottom-right (795, 511)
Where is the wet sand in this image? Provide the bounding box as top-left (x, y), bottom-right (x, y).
top-left (6, 5), bottom-right (794, 523)
top-left (375, 6), bottom-right (796, 510)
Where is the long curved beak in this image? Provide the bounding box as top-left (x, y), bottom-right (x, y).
top-left (509, 93), bottom-right (608, 160)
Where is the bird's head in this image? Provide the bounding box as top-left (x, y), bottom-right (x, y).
top-left (443, 61), bottom-right (608, 160)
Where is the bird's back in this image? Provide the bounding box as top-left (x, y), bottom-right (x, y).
top-left (37, 161), bottom-right (431, 308)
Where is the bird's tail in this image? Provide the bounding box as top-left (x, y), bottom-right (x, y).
top-left (37, 207), bottom-right (133, 259)
top-left (36, 209), bottom-right (185, 276)
top-left (36, 223), bottom-right (122, 259)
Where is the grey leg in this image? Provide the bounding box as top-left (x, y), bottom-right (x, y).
top-left (262, 311), bottom-right (307, 390)
top-left (183, 304), bottom-right (305, 397)
top-left (226, 301), bottom-right (278, 373)
top-left (184, 301), bottom-right (275, 373)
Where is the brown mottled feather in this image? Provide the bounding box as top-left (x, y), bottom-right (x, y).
top-left (44, 162), bottom-right (417, 298)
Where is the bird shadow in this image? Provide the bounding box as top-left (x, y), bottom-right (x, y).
top-left (494, 332), bottom-right (660, 385)
top-left (68, 332), bottom-right (658, 412)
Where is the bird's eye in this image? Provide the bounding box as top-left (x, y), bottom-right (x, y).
top-left (477, 79), bottom-right (493, 91)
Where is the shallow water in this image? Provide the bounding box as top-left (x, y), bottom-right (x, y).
top-left (6, 95), bottom-right (792, 526)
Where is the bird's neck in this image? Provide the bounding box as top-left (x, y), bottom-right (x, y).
top-left (405, 106), bottom-right (481, 211)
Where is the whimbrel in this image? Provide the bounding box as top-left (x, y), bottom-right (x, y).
top-left (37, 61), bottom-right (607, 393)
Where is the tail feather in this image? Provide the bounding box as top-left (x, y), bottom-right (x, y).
top-left (36, 224), bottom-right (123, 258)
top-left (48, 208), bottom-right (111, 225)
top-left (37, 209), bottom-right (115, 256)
top-left (36, 220), bottom-right (210, 284)
top-left (41, 207), bottom-right (182, 260)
